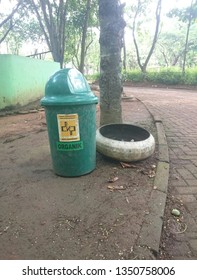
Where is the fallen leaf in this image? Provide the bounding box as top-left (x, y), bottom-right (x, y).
top-left (140, 169), bottom-right (148, 175)
top-left (148, 170), bottom-right (156, 178)
top-left (107, 185), bottom-right (126, 190)
top-left (108, 176), bottom-right (119, 183)
top-left (120, 162), bottom-right (137, 168)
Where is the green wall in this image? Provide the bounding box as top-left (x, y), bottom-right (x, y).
top-left (0, 54), bottom-right (60, 110)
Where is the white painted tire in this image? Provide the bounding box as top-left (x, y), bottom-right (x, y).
top-left (96, 124), bottom-right (155, 162)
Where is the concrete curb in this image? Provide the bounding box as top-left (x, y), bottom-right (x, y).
top-left (133, 107), bottom-right (170, 259)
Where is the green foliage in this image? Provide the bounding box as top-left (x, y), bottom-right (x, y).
top-left (122, 69), bottom-right (145, 83)
top-left (85, 72), bottom-right (100, 82)
top-left (168, 2), bottom-right (197, 23)
top-left (1, 0), bottom-right (197, 76)
top-left (146, 68), bottom-right (197, 85)
top-left (156, 22), bottom-right (197, 68)
top-left (125, 68), bottom-right (197, 86)
top-left (64, 0), bottom-right (99, 70)
top-left (0, 1), bottom-right (46, 54)
top-left (87, 68), bottom-right (197, 86)
top-left (146, 68), bottom-right (184, 85)
top-left (183, 68), bottom-right (197, 85)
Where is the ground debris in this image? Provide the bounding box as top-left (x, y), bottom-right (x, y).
top-left (171, 208), bottom-right (180, 217)
top-left (108, 176), bottom-right (119, 183)
top-left (3, 134), bottom-right (25, 143)
top-left (0, 226), bottom-right (9, 235)
top-left (139, 169), bottom-right (148, 175)
top-left (139, 168), bottom-right (156, 178)
top-left (120, 162), bottom-right (137, 168)
top-left (148, 170), bottom-right (156, 178)
top-left (107, 185), bottom-right (126, 191)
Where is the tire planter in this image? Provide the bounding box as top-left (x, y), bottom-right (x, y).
top-left (96, 124), bottom-right (155, 162)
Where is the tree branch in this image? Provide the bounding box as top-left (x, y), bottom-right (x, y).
top-left (30, 0), bottom-right (51, 50)
top-left (143, 0), bottom-right (162, 71)
top-left (132, 0), bottom-right (143, 71)
top-left (0, 0), bottom-right (23, 28)
top-left (0, 20), bottom-right (13, 44)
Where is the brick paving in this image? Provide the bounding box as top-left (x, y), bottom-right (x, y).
top-left (125, 86), bottom-right (197, 259)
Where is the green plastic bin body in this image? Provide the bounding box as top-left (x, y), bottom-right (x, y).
top-left (41, 68), bottom-right (98, 177)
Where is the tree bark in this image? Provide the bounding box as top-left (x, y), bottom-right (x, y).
top-left (98, 0), bottom-right (125, 125)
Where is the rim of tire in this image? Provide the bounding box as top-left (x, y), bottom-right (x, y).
top-left (96, 123), bottom-right (155, 162)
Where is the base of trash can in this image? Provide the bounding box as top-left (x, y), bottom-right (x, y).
top-left (53, 165), bottom-right (96, 177)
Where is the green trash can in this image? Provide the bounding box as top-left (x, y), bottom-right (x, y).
top-left (41, 68), bottom-right (98, 177)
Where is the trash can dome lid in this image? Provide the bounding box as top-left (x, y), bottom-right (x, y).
top-left (41, 68), bottom-right (98, 106)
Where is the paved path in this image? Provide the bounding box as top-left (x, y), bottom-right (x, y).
top-left (125, 86), bottom-right (197, 259)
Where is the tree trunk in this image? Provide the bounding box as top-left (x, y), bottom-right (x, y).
top-left (182, 0), bottom-right (194, 75)
top-left (79, 0), bottom-right (91, 74)
top-left (98, 0), bottom-right (125, 126)
top-left (122, 32), bottom-right (127, 70)
top-left (132, 0), bottom-right (162, 73)
top-left (29, 0), bottom-right (67, 68)
top-left (132, 0), bottom-right (144, 72)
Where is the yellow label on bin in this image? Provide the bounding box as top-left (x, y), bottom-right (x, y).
top-left (57, 114), bottom-right (80, 142)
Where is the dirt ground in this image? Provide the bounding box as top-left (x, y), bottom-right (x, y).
top-left (0, 96), bottom-right (158, 260)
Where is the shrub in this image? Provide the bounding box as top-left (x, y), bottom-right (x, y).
top-left (123, 69), bottom-right (145, 83)
top-left (184, 68), bottom-right (197, 86)
top-left (145, 71), bottom-right (158, 84)
top-left (147, 68), bottom-right (183, 85)
top-left (85, 73), bottom-right (100, 82)
top-left (86, 67), bottom-right (197, 86)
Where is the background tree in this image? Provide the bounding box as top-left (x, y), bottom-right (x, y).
top-left (131, 0), bottom-right (162, 73)
top-left (0, 0), bottom-right (23, 44)
top-left (98, 0), bottom-right (125, 125)
top-left (122, 32), bottom-right (127, 70)
top-left (1, 0), bottom-right (197, 80)
top-left (26, 0), bottom-right (68, 68)
top-left (79, 0), bottom-right (91, 74)
top-left (155, 20), bottom-right (197, 68)
top-left (2, 5), bottom-right (44, 55)
top-left (64, 0), bottom-right (98, 73)
top-left (156, 31), bottom-right (186, 67)
top-left (168, 0), bottom-right (197, 74)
